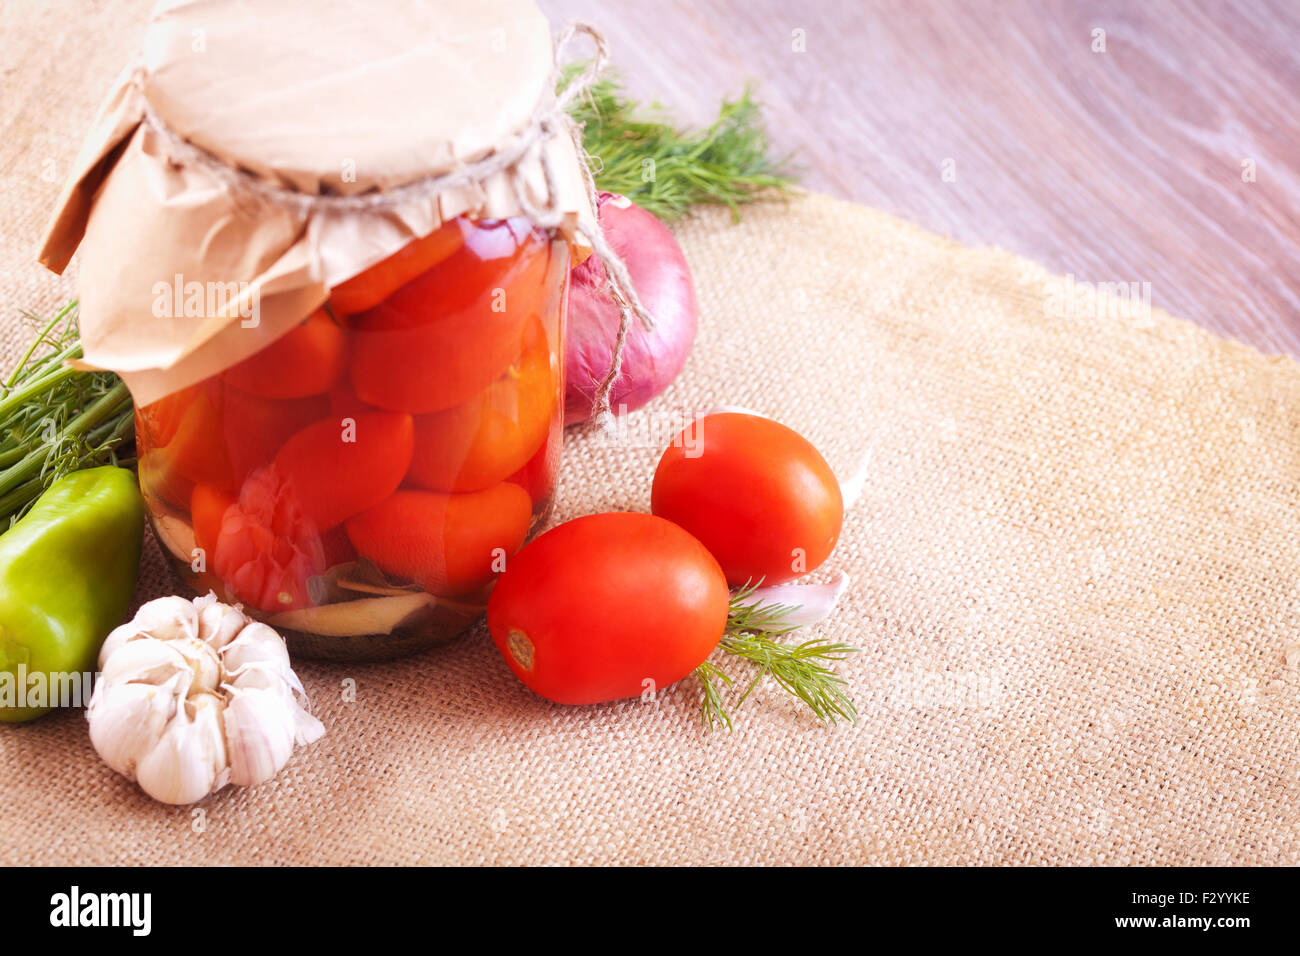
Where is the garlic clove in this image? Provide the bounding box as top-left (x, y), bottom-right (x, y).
top-left (168, 636), bottom-right (223, 695)
top-left (87, 674), bottom-right (185, 778)
top-left (228, 657), bottom-right (309, 712)
top-left (223, 685), bottom-right (297, 787)
top-left (227, 664), bottom-right (325, 746)
top-left (98, 637), bottom-right (193, 688)
top-left (837, 449), bottom-right (872, 511)
top-left (195, 592), bottom-right (249, 650)
top-left (130, 595), bottom-right (202, 643)
top-left (98, 595), bottom-right (203, 669)
top-left (227, 660), bottom-right (291, 693)
top-left (735, 571), bottom-right (851, 629)
top-left (134, 690), bottom-right (229, 805)
top-left (223, 654), bottom-right (306, 717)
top-left (98, 619), bottom-right (143, 670)
top-left (220, 622), bottom-right (292, 677)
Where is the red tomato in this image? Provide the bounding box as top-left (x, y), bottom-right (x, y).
top-left (135, 390), bottom-right (200, 508)
top-left (190, 483), bottom-right (236, 558)
top-left (136, 385), bottom-right (198, 448)
top-left (486, 513), bottom-right (730, 706)
top-left (222, 308), bottom-right (349, 399)
top-left (348, 218), bottom-right (551, 414)
top-left (221, 386), bottom-right (330, 486)
top-left (405, 319), bottom-right (556, 492)
top-left (506, 411), bottom-right (561, 506)
top-left (651, 413), bottom-right (843, 587)
top-left (272, 411), bottom-right (414, 531)
top-left (329, 220), bottom-right (465, 315)
top-left (139, 382), bottom-right (335, 497)
top-left (138, 383), bottom-right (334, 509)
top-left (159, 384), bottom-right (235, 490)
top-left (345, 484), bottom-right (532, 596)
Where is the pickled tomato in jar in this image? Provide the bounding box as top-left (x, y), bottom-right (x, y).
top-left (135, 216), bottom-right (569, 657)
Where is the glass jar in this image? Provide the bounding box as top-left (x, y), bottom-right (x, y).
top-left (135, 215), bottom-right (568, 660)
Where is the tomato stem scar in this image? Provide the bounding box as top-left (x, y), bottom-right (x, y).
top-left (506, 628), bottom-right (535, 671)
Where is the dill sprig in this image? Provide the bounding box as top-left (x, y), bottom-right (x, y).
top-left (697, 582), bottom-right (858, 730)
top-left (695, 659), bottom-right (735, 732)
top-left (564, 66), bottom-right (795, 222)
top-left (0, 301), bottom-right (135, 526)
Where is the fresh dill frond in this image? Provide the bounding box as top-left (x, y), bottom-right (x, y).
top-left (563, 65), bottom-right (796, 222)
top-left (0, 302), bottom-right (135, 525)
top-left (694, 582), bottom-right (858, 730)
top-left (696, 659), bottom-right (735, 732)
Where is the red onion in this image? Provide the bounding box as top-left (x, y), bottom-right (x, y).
top-left (565, 193), bottom-right (698, 425)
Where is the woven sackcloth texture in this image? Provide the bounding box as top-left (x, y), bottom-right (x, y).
top-left (2, 2), bottom-right (1299, 866)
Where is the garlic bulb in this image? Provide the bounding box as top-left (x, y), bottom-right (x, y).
top-left (87, 593), bottom-right (324, 804)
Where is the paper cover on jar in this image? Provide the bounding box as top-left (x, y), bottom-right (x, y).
top-left (36, 0), bottom-right (594, 406)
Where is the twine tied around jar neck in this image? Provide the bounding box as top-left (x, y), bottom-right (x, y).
top-left (136, 21), bottom-right (653, 432)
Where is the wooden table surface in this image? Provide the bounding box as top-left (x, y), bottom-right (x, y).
top-left (541, 0), bottom-right (1300, 357)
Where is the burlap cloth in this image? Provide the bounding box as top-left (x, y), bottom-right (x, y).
top-left (2, 5), bottom-right (1298, 867)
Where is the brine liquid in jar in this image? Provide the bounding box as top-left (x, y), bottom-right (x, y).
top-left (134, 215), bottom-right (568, 658)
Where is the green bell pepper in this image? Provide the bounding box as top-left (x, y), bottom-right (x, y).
top-left (0, 466), bottom-right (143, 722)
